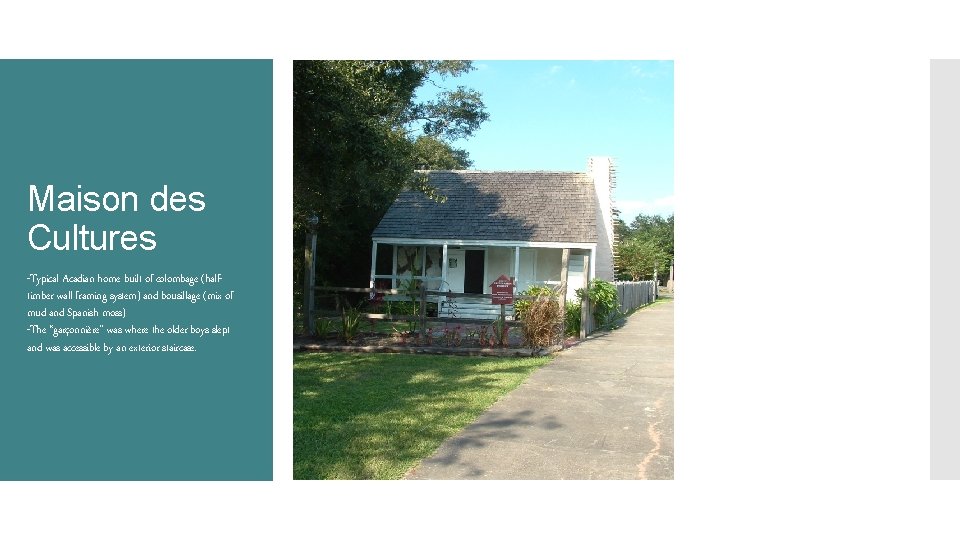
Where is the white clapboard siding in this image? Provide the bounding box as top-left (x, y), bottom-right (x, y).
top-left (440, 300), bottom-right (515, 320)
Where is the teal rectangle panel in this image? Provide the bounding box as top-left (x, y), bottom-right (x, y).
top-left (0, 60), bottom-right (273, 480)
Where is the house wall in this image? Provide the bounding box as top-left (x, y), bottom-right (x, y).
top-left (487, 247), bottom-right (566, 294)
top-left (516, 248), bottom-right (583, 302)
top-left (567, 251), bottom-right (588, 301)
top-left (535, 249), bottom-right (562, 282)
top-left (517, 248), bottom-right (536, 292)
top-left (485, 247), bottom-right (513, 293)
top-left (446, 248), bottom-right (465, 292)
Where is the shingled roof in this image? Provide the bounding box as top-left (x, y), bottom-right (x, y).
top-left (372, 170), bottom-right (599, 243)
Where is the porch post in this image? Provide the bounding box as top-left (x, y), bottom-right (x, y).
top-left (580, 252), bottom-right (591, 339)
top-left (441, 243), bottom-right (449, 291)
top-left (420, 245), bottom-right (428, 316)
top-left (391, 245), bottom-right (398, 289)
top-left (369, 241), bottom-right (378, 296)
top-left (559, 248), bottom-right (570, 347)
top-left (559, 248), bottom-right (570, 306)
top-left (589, 246), bottom-right (597, 281)
top-left (513, 246), bottom-right (520, 292)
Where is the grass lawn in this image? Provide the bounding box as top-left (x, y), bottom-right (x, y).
top-left (293, 351), bottom-right (553, 479)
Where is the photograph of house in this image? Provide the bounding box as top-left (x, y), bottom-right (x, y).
top-left (293, 60), bottom-right (673, 481)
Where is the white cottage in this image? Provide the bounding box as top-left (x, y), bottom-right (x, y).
top-left (369, 157), bottom-right (617, 318)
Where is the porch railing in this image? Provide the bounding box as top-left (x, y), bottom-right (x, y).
top-left (309, 285), bottom-right (556, 345)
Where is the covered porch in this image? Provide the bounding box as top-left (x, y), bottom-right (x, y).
top-left (369, 238), bottom-right (597, 318)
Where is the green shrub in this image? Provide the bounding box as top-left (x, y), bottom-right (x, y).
top-left (393, 278), bottom-right (424, 331)
top-left (339, 307), bottom-right (364, 344)
top-left (315, 317), bottom-right (334, 339)
top-left (576, 279), bottom-right (620, 327)
top-left (565, 303), bottom-right (581, 336)
top-left (514, 285), bottom-right (557, 320)
top-left (389, 301), bottom-right (418, 316)
top-left (389, 301), bottom-right (419, 335)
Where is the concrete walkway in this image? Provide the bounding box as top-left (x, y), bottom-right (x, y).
top-left (405, 299), bottom-right (674, 480)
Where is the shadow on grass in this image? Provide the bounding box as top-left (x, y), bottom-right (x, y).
top-left (293, 352), bottom-right (553, 480)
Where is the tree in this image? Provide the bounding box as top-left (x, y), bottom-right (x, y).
top-left (614, 217), bottom-right (632, 243)
top-left (629, 213), bottom-right (674, 257)
top-left (616, 213), bottom-right (673, 282)
top-left (411, 135), bottom-right (473, 169)
top-left (293, 61), bottom-right (488, 314)
top-left (618, 238), bottom-right (670, 282)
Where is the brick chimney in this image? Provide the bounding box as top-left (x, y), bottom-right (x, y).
top-left (588, 156), bottom-right (616, 281)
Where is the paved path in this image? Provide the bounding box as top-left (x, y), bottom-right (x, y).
top-left (405, 299), bottom-right (674, 480)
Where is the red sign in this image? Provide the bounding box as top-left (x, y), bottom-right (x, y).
top-left (490, 274), bottom-right (514, 305)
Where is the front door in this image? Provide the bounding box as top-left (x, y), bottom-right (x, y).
top-left (446, 249), bottom-right (465, 292)
top-left (464, 250), bottom-right (485, 294)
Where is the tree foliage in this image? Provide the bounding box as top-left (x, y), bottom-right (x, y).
top-left (616, 213), bottom-right (674, 282)
top-left (614, 217), bottom-right (631, 244)
top-left (411, 135), bottom-right (473, 169)
top-left (293, 61), bottom-right (488, 310)
top-left (629, 213), bottom-right (674, 256)
top-left (618, 238), bottom-right (670, 282)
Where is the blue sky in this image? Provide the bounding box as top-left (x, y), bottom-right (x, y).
top-left (421, 60), bottom-right (674, 224)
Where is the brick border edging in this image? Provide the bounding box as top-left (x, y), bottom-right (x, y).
top-left (292, 343), bottom-right (562, 357)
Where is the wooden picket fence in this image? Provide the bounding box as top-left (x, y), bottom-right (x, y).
top-left (579, 280), bottom-right (657, 336)
top-left (616, 280), bottom-right (657, 313)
